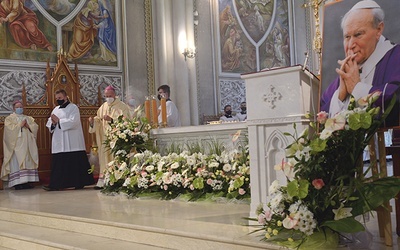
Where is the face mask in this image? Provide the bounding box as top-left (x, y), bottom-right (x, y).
top-left (241, 107), bottom-right (247, 111)
top-left (15, 107), bottom-right (23, 114)
top-left (225, 110), bottom-right (232, 115)
top-left (57, 99), bottom-right (64, 106)
top-left (128, 99), bottom-right (135, 107)
top-left (106, 97), bottom-right (114, 104)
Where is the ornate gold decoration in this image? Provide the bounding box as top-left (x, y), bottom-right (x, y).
top-left (144, 0), bottom-right (155, 95)
top-left (303, 1), bottom-right (325, 58)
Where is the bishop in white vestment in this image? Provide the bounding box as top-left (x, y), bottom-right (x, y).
top-left (89, 85), bottom-right (131, 188)
top-left (1, 100), bottom-right (39, 189)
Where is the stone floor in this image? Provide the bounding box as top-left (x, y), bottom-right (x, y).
top-left (0, 183), bottom-right (399, 249)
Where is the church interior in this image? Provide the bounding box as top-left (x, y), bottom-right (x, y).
top-left (0, 0), bottom-right (400, 249)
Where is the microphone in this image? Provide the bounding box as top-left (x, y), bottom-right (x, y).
top-left (302, 52), bottom-right (309, 71)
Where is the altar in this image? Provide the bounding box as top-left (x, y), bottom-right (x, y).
top-left (151, 122), bottom-right (248, 154)
top-left (151, 66), bottom-right (320, 216)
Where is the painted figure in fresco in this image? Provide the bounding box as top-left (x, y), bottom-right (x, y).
top-left (0, 0), bottom-right (53, 51)
top-left (254, 5), bottom-right (265, 32)
top-left (96, 0), bottom-right (117, 62)
top-left (43, 0), bottom-right (76, 15)
top-left (67, 0), bottom-right (101, 60)
top-left (219, 5), bottom-right (237, 39)
top-left (222, 28), bottom-right (243, 71)
top-left (26, 0), bottom-right (76, 16)
top-left (273, 27), bottom-right (284, 64)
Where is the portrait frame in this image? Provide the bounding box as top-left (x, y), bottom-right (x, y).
top-left (320, 0), bottom-right (400, 92)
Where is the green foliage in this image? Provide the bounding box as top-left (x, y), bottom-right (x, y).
top-left (206, 138), bottom-right (225, 156)
top-left (251, 92), bottom-right (400, 249)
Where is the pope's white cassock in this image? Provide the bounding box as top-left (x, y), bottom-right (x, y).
top-left (89, 97), bottom-right (131, 187)
top-left (1, 113), bottom-right (39, 187)
top-left (46, 102), bottom-right (94, 189)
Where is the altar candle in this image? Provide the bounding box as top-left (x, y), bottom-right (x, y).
top-left (161, 97), bottom-right (167, 127)
top-left (151, 95), bottom-right (158, 127)
top-left (144, 96), bottom-right (151, 122)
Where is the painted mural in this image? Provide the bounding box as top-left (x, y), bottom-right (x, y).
top-left (218, 0), bottom-right (290, 74)
top-left (0, 0), bottom-right (118, 67)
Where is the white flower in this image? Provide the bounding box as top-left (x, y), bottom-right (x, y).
top-left (118, 162), bottom-right (127, 171)
top-left (333, 204), bottom-right (352, 220)
top-left (209, 161), bottom-right (219, 168)
top-left (232, 161), bottom-right (237, 171)
top-left (288, 201), bottom-right (301, 214)
top-left (268, 180), bottom-right (280, 195)
top-left (283, 213), bottom-right (299, 229)
top-left (171, 162), bottom-right (180, 169)
top-left (110, 140), bottom-right (117, 149)
top-left (222, 163), bottom-right (232, 172)
top-left (114, 170), bottom-right (123, 180)
top-left (186, 156), bottom-right (196, 166)
top-left (162, 172), bottom-right (172, 184)
top-left (274, 160), bottom-right (295, 180)
top-left (123, 177), bottom-right (131, 187)
top-left (324, 114), bottom-right (346, 132)
top-left (269, 193), bottom-right (283, 211)
top-left (320, 129), bottom-right (333, 140)
top-left (157, 161), bottom-right (165, 172)
top-left (145, 165), bottom-right (155, 172)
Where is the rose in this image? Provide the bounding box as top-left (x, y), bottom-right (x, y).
top-left (312, 179), bottom-right (325, 190)
top-left (316, 111), bottom-right (328, 124)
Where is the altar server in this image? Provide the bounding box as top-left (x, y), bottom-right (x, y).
top-left (44, 89), bottom-right (94, 191)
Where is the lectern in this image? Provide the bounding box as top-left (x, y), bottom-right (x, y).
top-left (241, 65), bottom-right (320, 216)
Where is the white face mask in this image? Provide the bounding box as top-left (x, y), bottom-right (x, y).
top-left (128, 99), bottom-right (135, 107)
top-left (106, 97), bottom-right (114, 105)
top-left (15, 107), bottom-right (24, 115)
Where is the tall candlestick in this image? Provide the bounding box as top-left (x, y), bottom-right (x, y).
top-left (144, 96), bottom-right (151, 123)
top-left (151, 95), bottom-right (158, 128)
top-left (161, 97), bottom-right (167, 127)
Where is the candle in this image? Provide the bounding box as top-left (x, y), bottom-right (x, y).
top-left (144, 96), bottom-right (151, 123)
top-left (151, 95), bottom-right (158, 127)
top-left (161, 97), bottom-right (167, 127)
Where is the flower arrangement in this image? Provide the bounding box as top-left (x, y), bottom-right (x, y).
top-left (104, 107), bottom-right (154, 163)
top-left (102, 127), bottom-right (250, 201)
top-left (251, 92), bottom-right (400, 249)
top-left (103, 147), bottom-right (250, 200)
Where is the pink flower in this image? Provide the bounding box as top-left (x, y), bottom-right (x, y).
top-left (324, 114), bottom-right (346, 132)
top-left (312, 179), bottom-right (325, 190)
top-left (316, 111), bottom-right (328, 124)
top-left (141, 171), bottom-right (147, 178)
top-left (258, 213), bottom-right (266, 224)
top-left (238, 188), bottom-right (246, 195)
top-left (274, 159), bottom-right (294, 180)
top-left (206, 179), bottom-right (213, 185)
top-left (358, 90), bottom-right (382, 106)
top-left (264, 208), bottom-right (272, 222)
